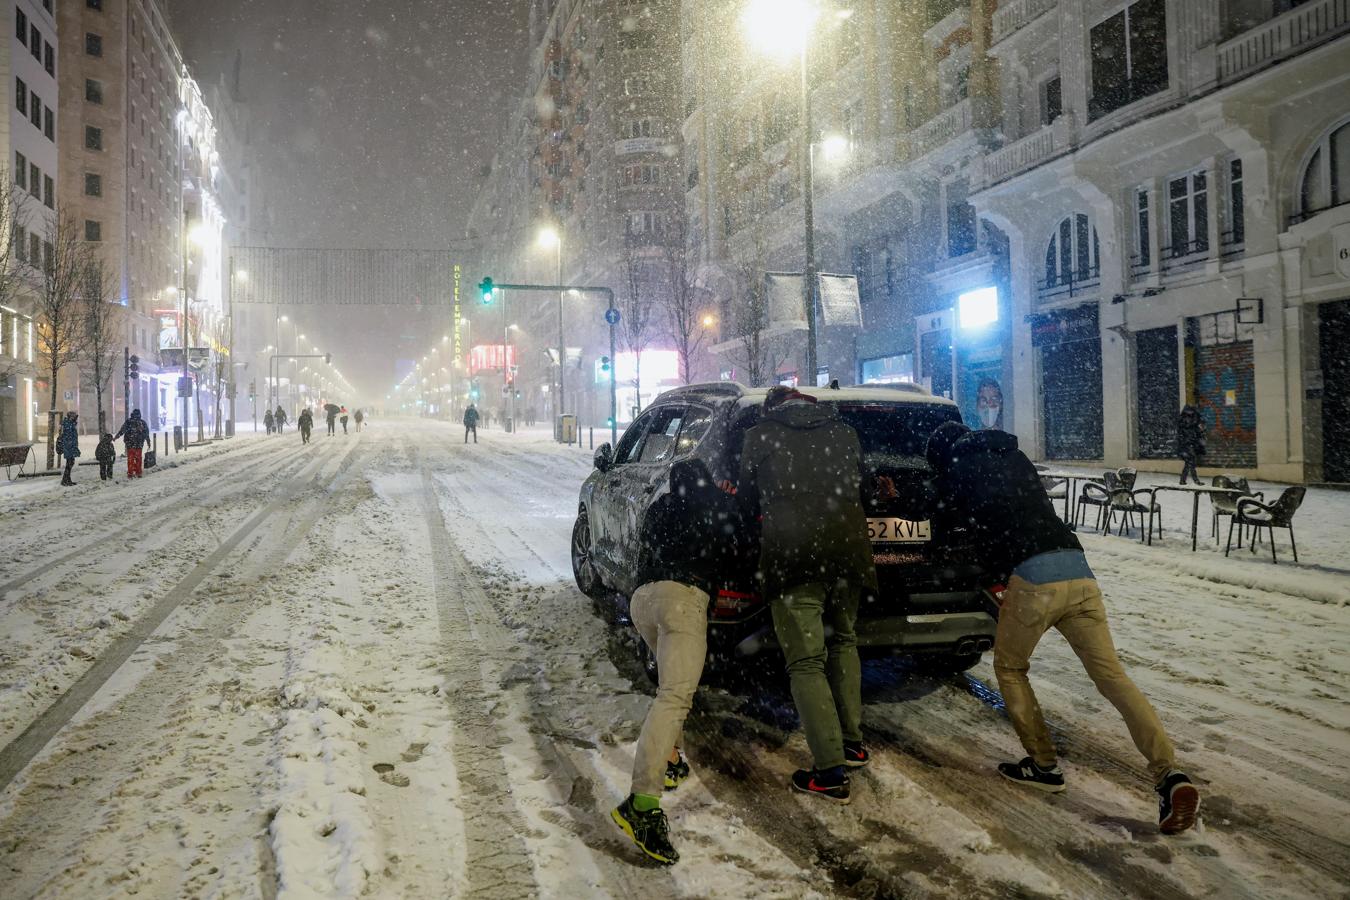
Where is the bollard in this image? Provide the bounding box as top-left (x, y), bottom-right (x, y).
top-left (589, 427), bottom-right (594, 451)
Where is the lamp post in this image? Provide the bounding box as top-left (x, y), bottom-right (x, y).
top-left (538, 226), bottom-right (563, 436)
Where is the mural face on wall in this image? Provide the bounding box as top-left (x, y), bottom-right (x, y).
top-left (976, 377), bottom-right (1004, 430)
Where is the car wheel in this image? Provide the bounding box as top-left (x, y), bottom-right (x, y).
top-left (637, 635), bottom-right (659, 685)
top-left (571, 511), bottom-right (603, 598)
top-left (911, 652), bottom-right (983, 675)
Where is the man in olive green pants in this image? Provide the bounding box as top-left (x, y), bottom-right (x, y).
top-left (739, 387), bottom-right (877, 804)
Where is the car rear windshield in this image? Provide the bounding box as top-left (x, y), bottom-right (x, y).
top-left (834, 403), bottom-right (964, 460)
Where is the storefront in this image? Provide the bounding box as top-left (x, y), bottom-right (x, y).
top-left (1032, 304), bottom-right (1103, 461)
top-left (1317, 298), bottom-right (1350, 481)
top-left (1134, 326), bottom-right (1179, 459)
top-left (1187, 312), bottom-right (1256, 469)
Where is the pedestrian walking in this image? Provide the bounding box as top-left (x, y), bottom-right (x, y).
top-left (1177, 405), bottom-right (1206, 486)
top-left (340, 406), bottom-right (350, 434)
top-left (463, 403), bottom-right (479, 444)
top-left (274, 406), bottom-right (288, 435)
top-left (324, 403), bottom-right (339, 436)
top-left (354, 409), bottom-right (364, 432)
top-left (298, 408), bottom-right (314, 444)
top-left (56, 412), bottom-right (81, 486)
top-left (611, 458), bottom-right (740, 865)
top-left (737, 387), bottom-right (876, 804)
top-left (95, 433), bottom-right (117, 482)
top-left (925, 421), bottom-right (1200, 834)
top-left (115, 409), bottom-right (151, 478)
top-left (264, 409), bottom-right (275, 435)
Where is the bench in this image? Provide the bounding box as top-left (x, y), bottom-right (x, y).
top-left (0, 442), bottom-right (36, 481)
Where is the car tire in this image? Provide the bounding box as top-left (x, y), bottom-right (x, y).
top-left (571, 511), bottom-right (603, 599)
top-left (911, 652), bottom-right (983, 675)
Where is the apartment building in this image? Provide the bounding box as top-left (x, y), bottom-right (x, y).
top-left (467, 0), bottom-right (685, 427)
top-left (680, 0), bottom-right (1348, 482)
top-left (1, 0), bottom-right (56, 442)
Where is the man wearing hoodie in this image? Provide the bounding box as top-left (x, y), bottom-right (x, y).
top-left (1177, 405), bottom-right (1206, 485)
top-left (115, 409), bottom-right (152, 478)
top-left (925, 420), bottom-right (1199, 834)
top-left (737, 386), bottom-right (876, 804)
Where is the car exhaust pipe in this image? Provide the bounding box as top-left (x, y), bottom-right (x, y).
top-left (975, 638), bottom-right (993, 653)
top-left (956, 639), bottom-right (976, 656)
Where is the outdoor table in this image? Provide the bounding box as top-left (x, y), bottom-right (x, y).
top-left (1039, 470), bottom-right (1095, 527)
top-left (1150, 484), bottom-right (1245, 552)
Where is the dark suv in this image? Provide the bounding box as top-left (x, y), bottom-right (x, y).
top-left (571, 383), bottom-right (999, 673)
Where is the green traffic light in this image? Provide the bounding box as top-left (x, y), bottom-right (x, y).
top-left (479, 277), bottom-right (495, 305)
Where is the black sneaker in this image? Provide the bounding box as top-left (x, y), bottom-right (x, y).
top-left (611, 796), bottom-right (679, 865)
top-left (997, 757), bottom-right (1067, 793)
top-left (664, 752), bottom-right (690, 791)
top-left (790, 768), bottom-right (851, 805)
top-left (1157, 771), bottom-right (1200, 835)
top-left (843, 741), bottom-right (869, 768)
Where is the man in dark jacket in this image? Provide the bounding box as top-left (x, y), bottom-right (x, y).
top-left (298, 408), bottom-right (314, 444)
top-left (274, 406), bottom-right (287, 435)
top-left (115, 409), bottom-right (151, 478)
top-left (463, 404), bottom-right (479, 444)
top-left (926, 421), bottom-right (1199, 834)
top-left (56, 412), bottom-right (81, 486)
top-left (737, 387), bottom-right (877, 804)
top-left (1177, 405), bottom-right (1205, 485)
top-left (611, 458), bottom-right (740, 865)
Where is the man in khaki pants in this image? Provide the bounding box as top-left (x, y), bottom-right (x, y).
top-left (926, 421), bottom-right (1200, 835)
top-left (611, 459), bottom-right (740, 865)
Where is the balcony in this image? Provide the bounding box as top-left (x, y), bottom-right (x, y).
top-left (992, 0), bottom-right (1057, 45)
top-left (1037, 265), bottom-right (1101, 302)
top-left (1218, 0), bottom-right (1349, 84)
top-left (909, 98), bottom-right (973, 160)
top-left (1161, 239), bottom-right (1210, 272)
top-left (983, 123), bottom-right (1058, 184)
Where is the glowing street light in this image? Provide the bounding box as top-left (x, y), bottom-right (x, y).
top-left (702, 314), bottom-right (718, 328)
top-left (822, 133), bottom-right (851, 163)
top-left (741, 0), bottom-right (819, 60)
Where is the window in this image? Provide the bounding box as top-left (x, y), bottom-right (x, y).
top-left (1135, 188), bottom-right (1151, 269)
top-left (638, 408), bottom-right (686, 464)
top-left (30, 23), bottom-right (40, 59)
top-left (42, 241), bottom-right (52, 271)
top-left (613, 409), bottom-right (660, 465)
top-left (87, 0), bottom-right (104, 9)
top-left (674, 407), bottom-right (714, 457)
top-left (15, 8), bottom-right (25, 42)
top-left (946, 182), bottom-right (977, 257)
top-left (43, 107), bottom-right (53, 141)
top-left (85, 32), bottom-right (103, 57)
top-left (1167, 171), bottom-right (1208, 258)
top-left (43, 175), bottom-right (53, 208)
top-left (1227, 159), bottom-right (1245, 246)
top-left (85, 220), bottom-right (102, 242)
top-left (44, 41), bottom-right (53, 77)
top-left (1299, 121), bottom-right (1350, 221)
top-left (622, 118), bottom-right (654, 139)
top-left (1044, 214), bottom-right (1101, 289)
top-left (628, 211), bottom-right (663, 235)
top-left (29, 162), bottom-right (39, 197)
top-left (14, 152), bottom-right (25, 189)
top-left (86, 79), bottom-right (104, 104)
top-left (85, 125), bottom-right (103, 150)
top-left (1089, 0), bottom-right (1168, 121)
top-left (29, 95), bottom-right (40, 129)
top-left (30, 233), bottom-right (39, 264)
top-left (1042, 75), bottom-right (1062, 126)
top-left (14, 78), bottom-right (25, 115)
top-left (85, 173), bottom-right (103, 197)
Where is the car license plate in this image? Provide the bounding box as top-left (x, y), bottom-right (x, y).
top-left (867, 517), bottom-right (931, 543)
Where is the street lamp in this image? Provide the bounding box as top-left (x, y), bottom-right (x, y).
top-left (538, 225), bottom-right (564, 435)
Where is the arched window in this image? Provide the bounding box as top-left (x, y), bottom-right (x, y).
top-left (1043, 214), bottom-right (1100, 291)
top-left (1300, 121), bottom-right (1350, 221)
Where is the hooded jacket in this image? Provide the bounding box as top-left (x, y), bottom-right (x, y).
top-left (635, 459), bottom-right (743, 596)
top-left (298, 409), bottom-right (314, 430)
top-left (463, 406), bottom-right (480, 428)
top-left (95, 435), bottom-right (117, 462)
top-left (1177, 406), bottom-right (1205, 458)
top-left (929, 427), bottom-right (1080, 580)
top-left (115, 412), bottom-right (151, 450)
top-left (737, 400), bottom-right (878, 597)
top-left (56, 418), bottom-right (81, 459)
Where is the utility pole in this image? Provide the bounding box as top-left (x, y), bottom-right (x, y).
top-left (227, 256), bottom-right (236, 437)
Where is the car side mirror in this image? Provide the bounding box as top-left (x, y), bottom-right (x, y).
top-left (594, 443), bottom-right (614, 473)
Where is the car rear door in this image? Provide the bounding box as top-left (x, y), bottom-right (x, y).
top-left (594, 409), bottom-right (660, 575)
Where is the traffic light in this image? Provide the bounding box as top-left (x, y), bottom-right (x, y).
top-left (127, 354), bottom-right (140, 380)
top-left (479, 277), bottom-right (495, 305)
top-left (600, 355), bottom-right (611, 372)
top-left (325, 353), bottom-right (332, 364)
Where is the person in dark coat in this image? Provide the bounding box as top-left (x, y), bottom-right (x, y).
top-left (463, 404), bottom-right (479, 444)
top-left (612, 458), bottom-right (742, 865)
top-left (354, 409), bottom-right (364, 432)
top-left (737, 387), bottom-right (877, 803)
top-left (926, 421), bottom-right (1199, 834)
top-left (274, 406), bottom-right (288, 434)
top-left (298, 408), bottom-right (314, 444)
top-left (1177, 405), bottom-right (1205, 485)
top-left (56, 412), bottom-right (81, 485)
top-left (325, 403), bottom-right (339, 436)
top-left (95, 433), bottom-right (117, 481)
top-left (115, 409), bottom-right (151, 478)
top-left (340, 406), bottom-right (349, 434)
top-left (264, 409), bottom-right (275, 435)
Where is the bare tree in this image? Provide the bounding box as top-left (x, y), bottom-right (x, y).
top-left (211, 319), bottom-right (229, 438)
top-left (726, 225), bottom-right (790, 387)
top-left (79, 253), bottom-right (122, 436)
top-left (34, 212), bottom-right (91, 470)
top-left (656, 211), bottom-right (709, 385)
top-left (619, 247), bottom-right (657, 408)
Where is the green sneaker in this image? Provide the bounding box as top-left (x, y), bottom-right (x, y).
top-left (611, 795), bottom-right (679, 865)
top-left (664, 752), bottom-right (690, 791)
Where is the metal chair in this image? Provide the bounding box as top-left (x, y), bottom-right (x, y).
top-left (1210, 475), bottom-right (1263, 545)
top-left (1225, 487), bottom-right (1307, 563)
top-left (1116, 467), bottom-right (1138, 491)
top-left (1076, 472), bottom-right (1118, 532)
top-left (1040, 474), bottom-right (1067, 504)
top-left (1110, 485), bottom-right (1163, 544)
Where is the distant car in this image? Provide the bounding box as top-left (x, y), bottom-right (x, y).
top-left (571, 382), bottom-right (1001, 676)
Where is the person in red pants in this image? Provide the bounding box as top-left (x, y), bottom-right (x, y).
top-left (115, 409), bottom-right (152, 479)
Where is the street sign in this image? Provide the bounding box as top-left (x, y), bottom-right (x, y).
top-left (604, 308), bottom-right (621, 326)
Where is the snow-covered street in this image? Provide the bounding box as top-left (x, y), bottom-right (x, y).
top-left (1, 419), bottom-right (1348, 899)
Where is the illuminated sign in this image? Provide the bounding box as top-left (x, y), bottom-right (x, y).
top-left (468, 344), bottom-right (517, 373)
top-left (452, 264), bottom-right (462, 366)
top-left (593, 349), bottom-right (680, 385)
top-left (958, 287), bottom-right (999, 330)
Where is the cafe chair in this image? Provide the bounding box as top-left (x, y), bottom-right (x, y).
top-left (1225, 486), bottom-right (1307, 564)
top-left (1210, 475), bottom-right (1263, 546)
top-left (1076, 471), bottom-right (1118, 532)
top-left (1110, 484), bottom-right (1164, 545)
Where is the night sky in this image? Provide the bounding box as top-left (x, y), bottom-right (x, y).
top-left (169, 0), bottom-right (533, 398)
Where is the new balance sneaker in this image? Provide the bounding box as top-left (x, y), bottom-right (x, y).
top-left (1157, 771), bottom-right (1201, 835)
top-left (611, 796), bottom-right (679, 865)
top-left (843, 741), bottom-right (869, 768)
top-left (664, 752), bottom-right (690, 791)
top-left (997, 757), bottom-right (1067, 793)
top-left (790, 768), bottom-right (851, 805)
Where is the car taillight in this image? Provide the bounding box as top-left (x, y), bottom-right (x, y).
top-left (988, 583), bottom-right (1008, 607)
top-left (711, 589), bottom-right (762, 619)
